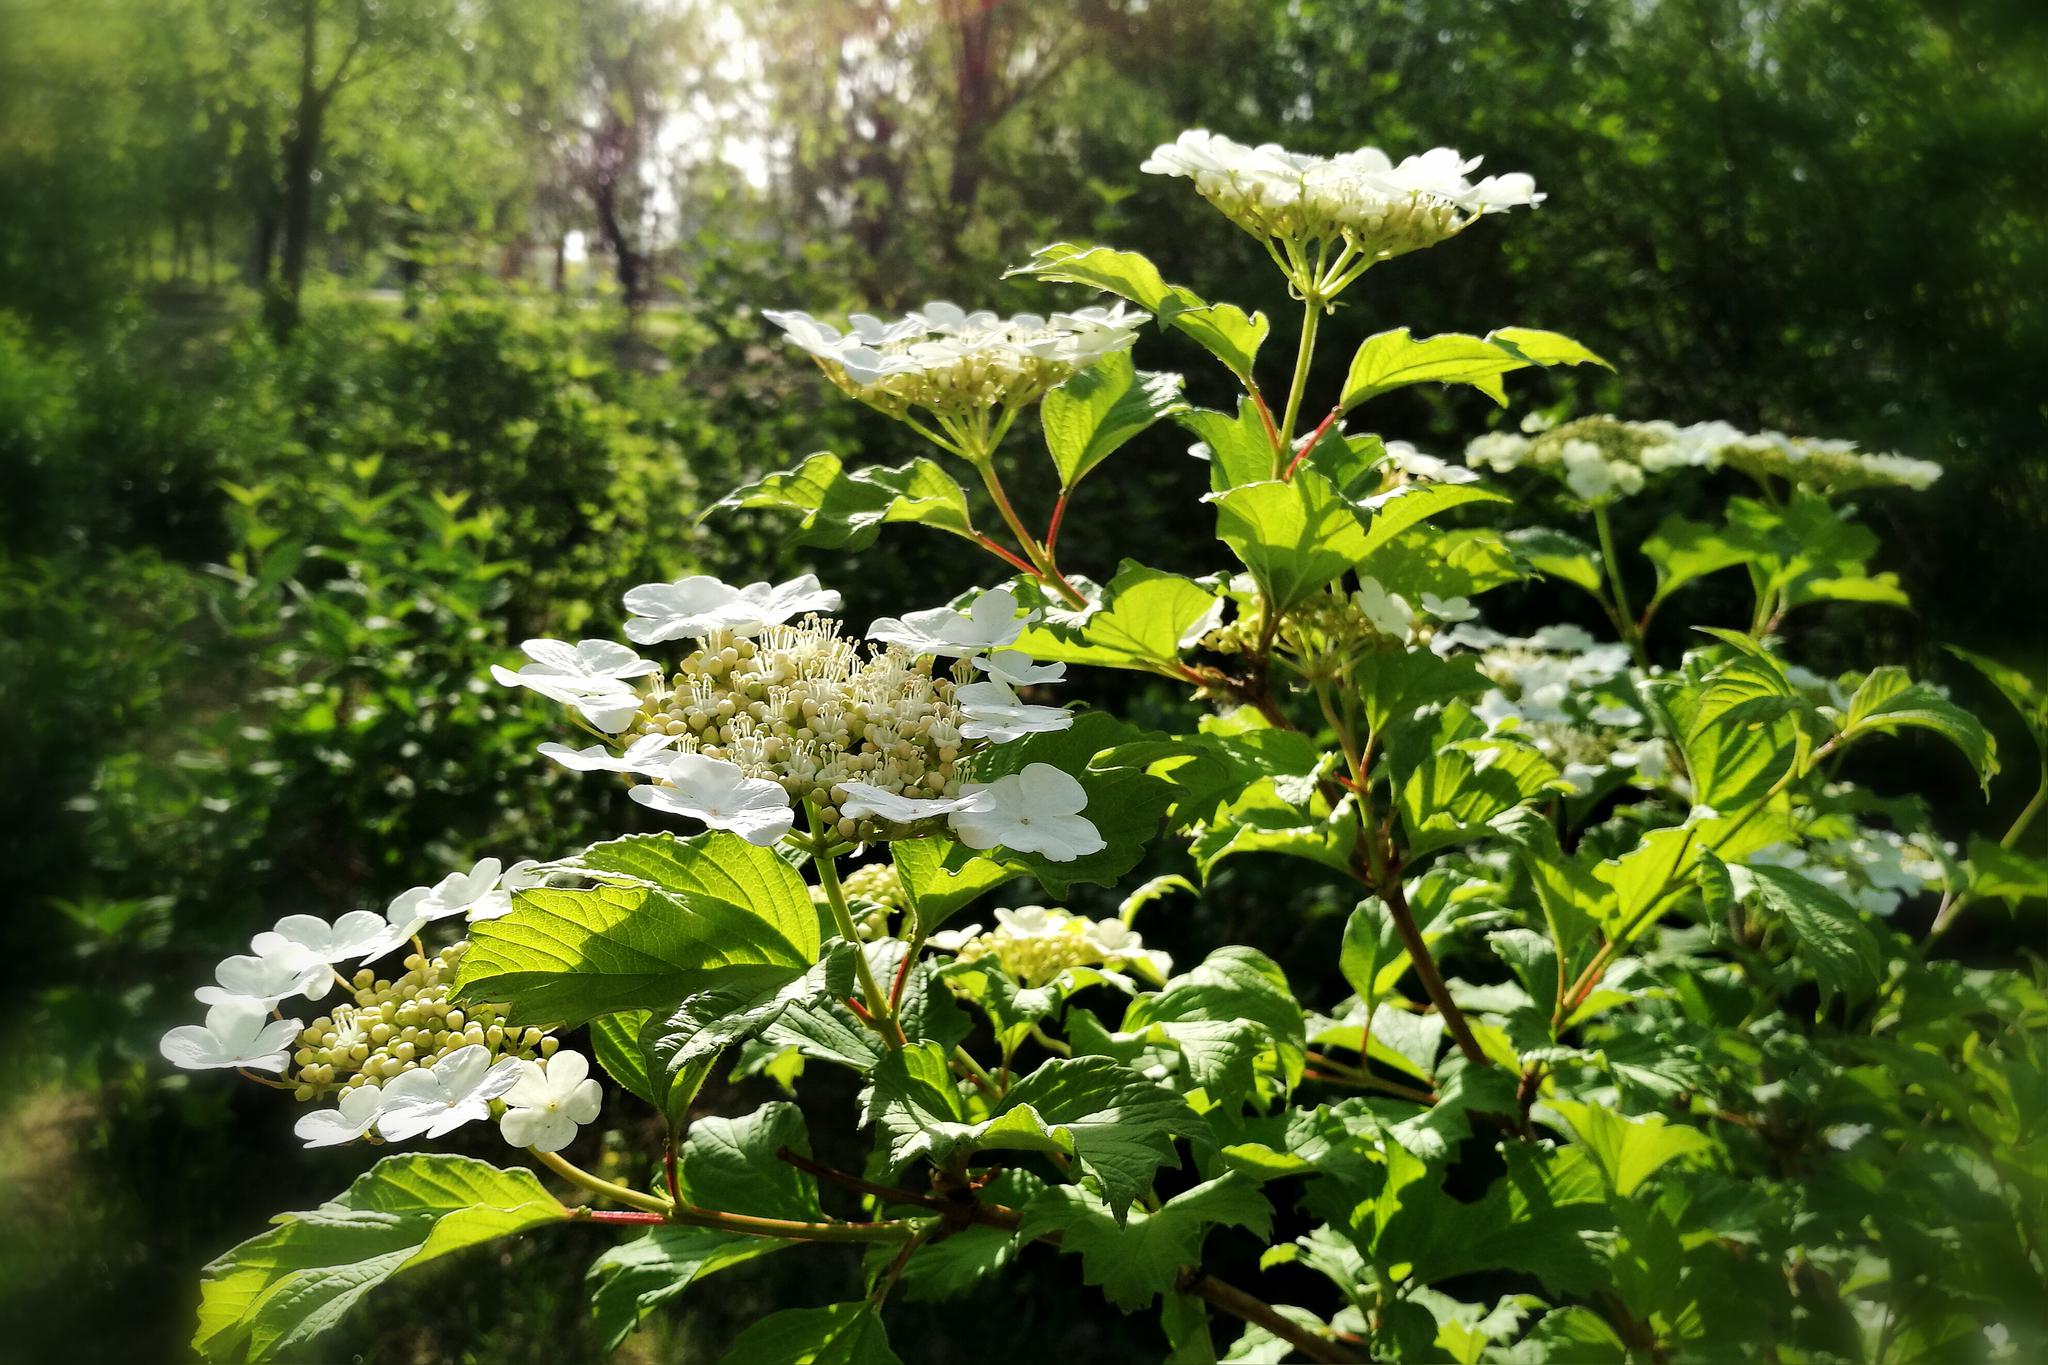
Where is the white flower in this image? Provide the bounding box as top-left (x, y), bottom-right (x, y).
top-left (464, 859), bottom-right (550, 923)
top-left (385, 857), bottom-right (507, 940)
top-left (868, 587), bottom-right (1032, 658)
top-left (1080, 918), bottom-right (1172, 980)
top-left (765, 304), bottom-right (1146, 402)
top-left (949, 763), bottom-right (1104, 862)
top-left (629, 752), bottom-right (795, 846)
top-left (1419, 592), bottom-right (1478, 623)
top-left (1560, 439), bottom-right (1616, 502)
top-left (293, 1083), bottom-right (385, 1148)
top-left (1384, 441), bottom-right (1480, 485)
top-left (623, 573), bottom-right (841, 644)
top-left (160, 998), bottom-right (303, 1072)
top-left (538, 732), bottom-right (678, 775)
top-left (196, 935), bottom-right (331, 1008)
top-left (1354, 578), bottom-right (1415, 638)
top-left (491, 639), bottom-right (656, 733)
top-left (373, 1044), bottom-right (524, 1142)
top-left (498, 1050), bottom-right (604, 1153)
top-left (837, 782), bottom-right (995, 825)
top-left (974, 649), bottom-right (1066, 686)
top-left (264, 910), bottom-right (391, 965)
top-left (955, 679), bottom-right (1075, 742)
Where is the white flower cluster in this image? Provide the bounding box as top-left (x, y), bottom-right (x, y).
top-left (763, 301), bottom-right (1146, 422)
top-left (502, 577), bottom-right (1104, 859)
top-left (160, 857), bottom-right (606, 1154)
top-left (1437, 622), bottom-right (1668, 793)
top-left (1465, 416), bottom-right (1940, 501)
top-left (1749, 826), bottom-right (1951, 918)
top-left (1142, 130), bottom-right (1541, 262)
top-left (928, 905), bottom-right (1168, 987)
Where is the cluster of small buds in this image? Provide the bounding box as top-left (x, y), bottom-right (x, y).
top-left (819, 863), bottom-right (908, 940)
top-left (288, 942), bottom-right (548, 1102)
top-left (763, 302), bottom-right (1146, 424)
top-left (931, 906), bottom-right (1169, 987)
top-left (1466, 415), bottom-right (1940, 501)
top-left (626, 617), bottom-right (979, 843)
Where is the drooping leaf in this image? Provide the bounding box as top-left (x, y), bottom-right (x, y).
top-left (1179, 398), bottom-right (1282, 491)
top-left (1966, 835), bottom-right (2048, 907)
top-left (714, 452), bottom-right (976, 549)
top-left (1832, 665), bottom-right (1998, 785)
top-left (1041, 350), bottom-right (1188, 490)
top-left (1945, 644), bottom-right (2048, 749)
top-left (642, 943), bottom-right (857, 1114)
top-left (195, 1156), bottom-right (567, 1362)
top-left (1338, 326), bottom-right (1608, 412)
top-left (1010, 242), bottom-right (1269, 381)
top-left (1507, 525), bottom-right (1606, 597)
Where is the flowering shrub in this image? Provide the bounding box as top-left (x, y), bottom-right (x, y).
top-left (165, 132), bottom-right (2047, 1363)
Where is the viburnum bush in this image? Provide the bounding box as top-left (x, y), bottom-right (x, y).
top-left (167, 131), bottom-right (2047, 1363)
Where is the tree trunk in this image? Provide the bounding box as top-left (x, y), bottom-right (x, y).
top-left (267, 0), bottom-right (325, 339)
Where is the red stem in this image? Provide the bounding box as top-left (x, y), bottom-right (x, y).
top-left (1283, 407), bottom-right (1343, 481)
top-left (1250, 386), bottom-right (1282, 450)
top-left (974, 532), bottom-right (1039, 576)
top-left (1045, 490), bottom-right (1070, 554)
top-left (888, 946), bottom-right (915, 1011)
top-left (845, 995), bottom-right (876, 1025)
top-left (582, 1209), bottom-right (667, 1225)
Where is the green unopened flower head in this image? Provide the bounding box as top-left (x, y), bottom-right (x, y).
top-left (288, 942), bottom-right (546, 1103)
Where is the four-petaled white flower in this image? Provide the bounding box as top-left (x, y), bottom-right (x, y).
top-left (623, 574), bottom-right (840, 644)
top-left (955, 679), bottom-right (1075, 742)
top-left (464, 859), bottom-right (550, 923)
top-left (294, 1083), bottom-right (385, 1148)
top-left (538, 733), bottom-right (678, 775)
top-left (196, 933), bottom-right (331, 1008)
top-left (498, 1050), bottom-right (604, 1153)
top-left (837, 782), bottom-right (995, 825)
top-left (868, 587), bottom-right (1033, 659)
top-left (373, 1044), bottom-right (525, 1142)
top-left (629, 752), bottom-right (796, 846)
top-left (949, 763), bottom-right (1104, 862)
top-left (269, 910), bottom-right (391, 965)
top-left (1419, 592), bottom-right (1478, 623)
top-left (385, 857), bottom-right (508, 940)
top-left (160, 998), bottom-right (303, 1073)
top-left (974, 649), bottom-right (1066, 686)
top-left (1354, 578), bottom-right (1415, 638)
top-left (491, 638), bottom-right (658, 734)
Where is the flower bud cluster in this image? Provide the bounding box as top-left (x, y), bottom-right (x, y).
top-left (627, 617), bottom-right (981, 844)
top-left (1466, 415), bottom-right (1939, 500)
top-left (931, 905), bottom-right (1168, 987)
top-left (763, 302), bottom-right (1146, 423)
top-left (287, 942), bottom-right (549, 1102)
top-left (820, 863), bottom-right (908, 940)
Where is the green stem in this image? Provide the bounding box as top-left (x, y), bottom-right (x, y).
top-left (1276, 296), bottom-right (1323, 467)
top-left (1928, 758), bottom-right (2047, 942)
top-left (532, 1148), bottom-right (673, 1215)
top-left (1592, 502), bottom-right (1648, 667)
top-left (971, 454), bottom-right (1087, 608)
top-left (951, 1045), bottom-right (1001, 1097)
top-left (806, 805), bottom-right (902, 1045)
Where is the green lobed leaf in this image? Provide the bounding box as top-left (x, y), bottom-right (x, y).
top-left (1641, 514), bottom-right (1751, 607)
top-left (1548, 1100), bottom-right (1715, 1196)
top-left (1966, 835), bottom-right (2048, 907)
top-left (715, 1303), bottom-right (901, 1365)
top-left (1360, 525), bottom-right (1526, 603)
top-left (1179, 399), bottom-right (1282, 491)
top-left (1041, 350), bottom-right (1188, 490)
top-left (1123, 947), bottom-right (1308, 1105)
top-left (1207, 471), bottom-right (1369, 614)
top-left (1018, 1175), bottom-right (1273, 1310)
top-left (1742, 863), bottom-right (1886, 1006)
top-left (1507, 525), bottom-right (1605, 596)
top-left (455, 832), bottom-right (819, 1027)
top-left (1010, 242), bottom-right (1269, 380)
top-left (890, 837), bottom-right (1023, 938)
top-left (714, 451), bottom-right (976, 549)
top-left (1391, 705), bottom-right (1566, 856)
top-left (1012, 559), bottom-right (1225, 675)
top-left (642, 943), bottom-right (857, 1118)
top-left (1945, 644), bottom-right (2048, 748)
top-left (1354, 481), bottom-right (1510, 560)
top-left (196, 1156), bottom-right (567, 1362)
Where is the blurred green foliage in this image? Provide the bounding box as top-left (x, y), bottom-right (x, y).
top-left (0, 0), bottom-right (2042, 1358)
